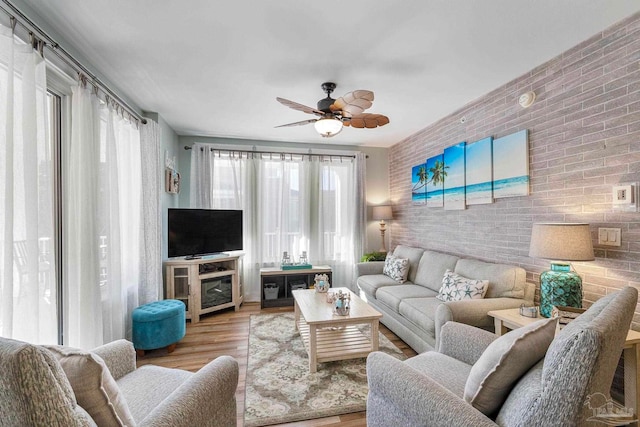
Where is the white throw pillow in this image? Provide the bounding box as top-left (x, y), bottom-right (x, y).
top-left (383, 254), bottom-right (410, 283)
top-left (45, 345), bottom-right (136, 427)
top-left (464, 317), bottom-right (558, 415)
top-left (436, 269), bottom-right (489, 302)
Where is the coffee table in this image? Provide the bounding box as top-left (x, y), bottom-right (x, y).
top-left (292, 287), bottom-right (383, 373)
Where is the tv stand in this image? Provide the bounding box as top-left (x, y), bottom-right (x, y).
top-left (165, 254), bottom-right (244, 323)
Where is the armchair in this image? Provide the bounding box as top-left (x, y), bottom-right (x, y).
top-left (0, 338), bottom-right (238, 427)
top-left (367, 286), bottom-right (637, 427)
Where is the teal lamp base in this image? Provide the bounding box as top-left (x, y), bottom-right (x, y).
top-left (539, 263), bottom-right (583, 318)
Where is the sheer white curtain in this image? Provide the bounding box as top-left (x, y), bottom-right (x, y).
top-left (65, 84), bottom-right (142, 349)
top-left (0, 25), bottom-right (56, 344)
top-left (139, 120), bottom-right (162, 304)
top-left (190, 146), bottom-right (365, 300)
top-left (189, 145), bottom-right (260, 298)
top-left (311, 154), bottom-right (366, 289)
top-left (190, 145), bottom-right (245, 209)
top-left (257, 158), bottom-right (311, 263)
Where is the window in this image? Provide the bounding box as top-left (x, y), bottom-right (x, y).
top-left (190, 145), bottom-right (366, 302)
top-left (0, 35), bottom-right (59, 343)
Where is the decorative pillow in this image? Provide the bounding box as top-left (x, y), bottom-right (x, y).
top-left (464, 317), bottom-right (558, 415)
top-left (383, 254), bottom-right (410, 283)
top-left (436, 269), bottom-right (489, 302)
top-left (45, 345), bottom-right (136, 427)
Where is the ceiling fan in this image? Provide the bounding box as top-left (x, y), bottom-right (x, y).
top-left (276, 82), bottom-right (390, 138)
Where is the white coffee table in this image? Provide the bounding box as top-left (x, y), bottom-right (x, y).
top-left (292, 287), bottom-right (383, 373)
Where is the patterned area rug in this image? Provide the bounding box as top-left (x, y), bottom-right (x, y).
top-left (244, 312), bottom-right (406, 427)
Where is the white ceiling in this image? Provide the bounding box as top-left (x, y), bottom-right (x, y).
top-left (13, 0), bottom-right (640, 147)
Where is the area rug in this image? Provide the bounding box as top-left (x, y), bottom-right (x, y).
top-left (244, 312), bottom-right (406, 427)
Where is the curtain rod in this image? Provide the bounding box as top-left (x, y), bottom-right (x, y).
top-left (183, 145), bottom-right (367, 159)
top-left (0, 0), bottom-right (147, 125)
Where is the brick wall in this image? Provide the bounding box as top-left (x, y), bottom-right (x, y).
top-left (388, 12), bottom-right (640, 328)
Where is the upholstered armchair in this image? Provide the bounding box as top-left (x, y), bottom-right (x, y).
top-left (0, 338), bottom-right (238, 427)
top-left (367, 286), bottom-right (637, 427)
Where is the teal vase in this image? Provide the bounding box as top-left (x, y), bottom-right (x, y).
top-left (539, 267), bottom-right (582, 318)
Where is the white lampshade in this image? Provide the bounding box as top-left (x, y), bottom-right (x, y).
top-left (372, 205), bottom-right (393, 221)
top-left (529, 223), bottom-right (595, 261)
top-left (314, 118), bottom-right (343, 137)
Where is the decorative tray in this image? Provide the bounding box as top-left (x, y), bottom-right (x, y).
top-left (281, 264), bottom-right (313, 270)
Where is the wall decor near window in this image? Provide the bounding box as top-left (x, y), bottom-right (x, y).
top-left (165, 168), bottom-right (180, 194)
top-left (411, 163), bottom-right (427, 205)
top-left (492, 130), bottom-right (529, 198)
top-left (443, 142), bottom-right (467, 210)
top-left (426, 154), bottom-right (446, 208)
top-left (465, 137), bottom-right (494, 205)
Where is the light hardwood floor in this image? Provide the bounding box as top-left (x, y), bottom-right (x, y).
top-left (137, 302), bottom-right (417, 427)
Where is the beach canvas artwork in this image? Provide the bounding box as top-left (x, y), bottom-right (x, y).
top-left (426, 154), bottom-right (445, 207)
top-left (411, 163), bottom-right (427, 205)
top-left (493, 130), bottom-right (529, 198)
top-left (444, 142), bottom-right (466, 210)
top-left (465, 137), bottom-right (493, 205)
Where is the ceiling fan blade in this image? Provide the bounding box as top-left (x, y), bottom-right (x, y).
top-left (276, 97), bottom-right (324, 116)
top-left (344, 113), bottom-right (390, 129)
top-left (275, 118), bottom-right (317, 128)
top-left (331, 90), bottom-right (374, 117)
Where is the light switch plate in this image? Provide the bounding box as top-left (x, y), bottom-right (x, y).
top-left (598, 227), bottom-right (621, 246)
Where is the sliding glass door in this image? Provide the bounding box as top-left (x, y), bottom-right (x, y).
top-left (0, 27), bottom-right (58, 344)
top-left (47, 90), bottom-right (63, 344)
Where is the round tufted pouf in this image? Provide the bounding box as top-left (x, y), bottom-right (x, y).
top-left (132, 299), bottom-right (186, 356)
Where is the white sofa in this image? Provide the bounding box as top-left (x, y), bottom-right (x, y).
top-left (355, 245), bottom-right (534, 353)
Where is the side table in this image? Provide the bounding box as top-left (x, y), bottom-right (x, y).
top-left (488, 307), bottom-right (640, 425)
top-left (260, 265), bottom-right (332, 308)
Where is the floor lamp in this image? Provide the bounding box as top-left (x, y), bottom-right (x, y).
top-left (528, 223), bottom-right (595, 317)
top-left (372, 205), bottom-right (393, 253)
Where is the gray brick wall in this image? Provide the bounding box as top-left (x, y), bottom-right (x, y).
top-left (388, 12), bottom-right (640, 328)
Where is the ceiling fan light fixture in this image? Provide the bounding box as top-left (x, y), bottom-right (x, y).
top-left (276, 82), bottom-right (388, 136)
top-left (314, 117), bottom-right (343, 138)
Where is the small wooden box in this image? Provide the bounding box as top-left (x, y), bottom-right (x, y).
top-left (552, 305), bottom-right (586, 328)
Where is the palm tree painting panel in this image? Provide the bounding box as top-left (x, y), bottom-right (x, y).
top-left (492, 130), bottom-right (529, 198)
top-left (465, 137), bottom-right (493, 205)
top-left (444, 142), bottom-right (466, 210)
top-left (426, 154), bottom-right (446, 207)
top-left (412, 163), bottom-right (427, 205)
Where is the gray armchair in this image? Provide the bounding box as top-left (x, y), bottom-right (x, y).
top-left (0, 338), bottom-right (238, 427)
top-left (367, 286), bottom-right (637, 427)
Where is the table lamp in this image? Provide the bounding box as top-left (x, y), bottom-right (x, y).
top-left (528, 223), bottom-right (595, 317)
top-left (372, 205), bottom-right (393, 253)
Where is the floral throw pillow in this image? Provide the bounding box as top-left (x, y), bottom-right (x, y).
top-left (383, 255), bottom-right (410, 283)
top-left (437, 269), bottom-right (489, 302)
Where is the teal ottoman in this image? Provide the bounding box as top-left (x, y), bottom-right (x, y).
top-left (132, 299), bottom-right (185, 356)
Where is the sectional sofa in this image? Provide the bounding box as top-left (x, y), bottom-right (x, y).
top-left (355, 245), bottom-right (534, 353)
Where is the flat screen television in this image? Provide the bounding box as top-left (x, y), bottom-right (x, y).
top-left (168, 208), bottom-right (243, 258)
